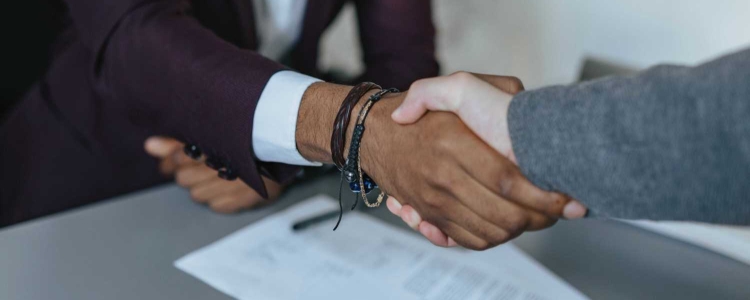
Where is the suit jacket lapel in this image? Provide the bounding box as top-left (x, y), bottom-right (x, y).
top-left (231, 0), bottom-right (258, 50)
top-left (291, 0), bottom-right (344, 75)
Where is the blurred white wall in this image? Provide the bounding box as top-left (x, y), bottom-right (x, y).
top-left (319, 0), bottom-right (750, 88)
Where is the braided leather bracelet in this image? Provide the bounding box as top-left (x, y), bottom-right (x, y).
top-left (330, 82), bottom-right (381, 170)
top-left (343, 88), bottom-right (399, 208)
top-left (331, 86), bottom-right (397, 230)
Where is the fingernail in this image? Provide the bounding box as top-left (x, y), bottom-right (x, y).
top-left (563, 201), bottom-right (587, 219)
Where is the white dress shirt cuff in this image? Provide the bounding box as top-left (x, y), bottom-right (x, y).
top-left (252, 70), bottom-right (323, 166)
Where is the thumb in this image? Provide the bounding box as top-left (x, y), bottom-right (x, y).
top-left (390, 88), bottom-right (430, 124)
top-left (391, 75), bottom-right (466, 124)
top-left (144, 136), bottom-right (183, 159)
top-left (391, 72), bottom-right (522, 125)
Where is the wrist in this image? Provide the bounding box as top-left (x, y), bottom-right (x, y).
top-left (295, 82), bottom-right (379, 164)
top-left (295, 82), bottom-right (351, 163)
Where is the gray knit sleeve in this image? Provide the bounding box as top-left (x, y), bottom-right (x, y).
top-left (508, 48), bottom-right (750, 225)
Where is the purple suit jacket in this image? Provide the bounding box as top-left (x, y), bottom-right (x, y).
top-left (0, 0), bottom-right (438, 226)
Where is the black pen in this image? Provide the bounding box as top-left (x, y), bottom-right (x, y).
top-left (292, 210), bottom-right (340, 231)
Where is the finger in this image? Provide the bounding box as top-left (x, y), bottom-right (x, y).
top-left (434, 219), bottom-right (497, 251)
top-left (417, 221), bottom-right (453, 247)
top-left (158, 156), bottom-right (179, 176)
top-left (261, 176), bottom-right (284, 200)
top-left (417, 189), bottom-right (512, 247)
top-left (445, 172), bottom-right (531, 240)
top-left (392, 72), bottom-right (516, 124)
top-left (159, 150), bottom-right (203, 175)
top-left (472, 73), bottom-right (525, 95)
top-left (399, 205), bottom-right (455, 247)
top-left (189, 178), bottom-right (243, 202)
top-left (392, 75), bottom-right (466, 124)
top-left (457, 137), bottom-right (571, 218)
top-left (146, 136), bottom-right (185, 175)
top-left (144, 136), bottom-right (183, 159)
top-left (394, 73), bottom-right (515, 157)
top-left (386, 196), bottom-right (403, 216)
top-left (175, 164), bottom-right (218, 187)
top-left (526, 211), bottom-right (558, 231)
top-left (172, 149), bottom-right (205, 167)
top-left (209, 190), bottom-right (264, 214)
top-left (399, 205), bottom-right (422, 230)
top-left (563, 200), bottom-right (588, 219)
top-left (502, 174), bottom-right (571, 218)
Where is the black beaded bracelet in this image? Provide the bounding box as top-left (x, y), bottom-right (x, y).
top-left (332, 87), bottom-right (398, 230)
top-left (342, 88), bottom-right (398, 190)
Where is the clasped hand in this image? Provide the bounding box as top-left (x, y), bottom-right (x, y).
top-left (377, 72), bottom-right (587, 249)
top-left (140, 72), bottom-right (588, 251)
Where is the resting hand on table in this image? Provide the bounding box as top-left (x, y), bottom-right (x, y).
top-left (144, 136), bottom-right (283, 213)
top-left (388, 72), bottom-right (588, 247)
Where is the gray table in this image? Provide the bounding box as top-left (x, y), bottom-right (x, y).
top-left (2, 174), bottom-right (749, 300)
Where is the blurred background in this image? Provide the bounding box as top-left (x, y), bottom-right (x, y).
top-left (319, 0), bottom-right (750, 88)
top-left (5, 0), bottom-right (749, 113)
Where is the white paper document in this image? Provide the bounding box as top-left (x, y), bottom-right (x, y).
top-left (175, 195), bottom-right (587, 300)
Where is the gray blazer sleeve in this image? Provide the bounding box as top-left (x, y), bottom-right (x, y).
top-left (508, 48), bottom-right (750, 225)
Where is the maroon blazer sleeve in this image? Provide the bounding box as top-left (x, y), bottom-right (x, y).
top-left (353, 0), bottom-right (439, 90)
top-left (63, 0), bottom-right (286, 196)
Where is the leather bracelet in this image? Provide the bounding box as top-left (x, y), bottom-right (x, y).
top-left (332, 87), bottom-right (396, 231)
top-left (343, 88), bottom-right (399, 208)
top-left (330, 82), bottom-right (381, 169)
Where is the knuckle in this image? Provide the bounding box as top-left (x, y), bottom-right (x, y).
top-left (409, 79), bottom-right (427, 92)
top-left (431, 173), bottom-right (457, 190)
top-left (434, 134), bottom-right (458, 154)
top-left (495, 168), bottom-right (520, 197)
top-left (421, 196), bottom-right (444, 210)
top-left (449, 71), bottom-right (473, 84)
top-left (449, 72), bottom-right (474, 100)
top-left (503, 213), bottom-right (530, 236)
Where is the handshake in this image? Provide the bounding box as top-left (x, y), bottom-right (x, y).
top-left (362, 72), bottom-right (587, 250)
top-left (146, 72), bottom-right (587, 250)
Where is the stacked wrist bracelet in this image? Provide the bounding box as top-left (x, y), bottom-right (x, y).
top-left (331, 82), bottom-right (380, 169)
top-left (330, 83), bottom-right (398, 230)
